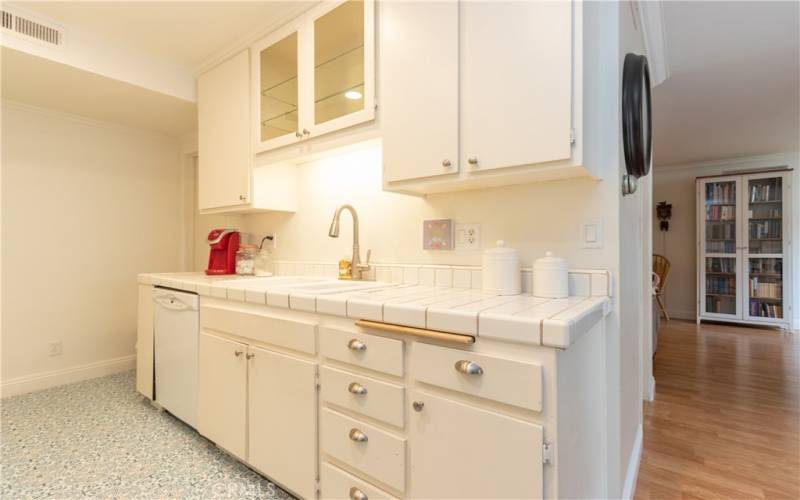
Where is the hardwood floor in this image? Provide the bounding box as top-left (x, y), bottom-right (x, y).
top-left (635, 320), bottom-right (800, 499)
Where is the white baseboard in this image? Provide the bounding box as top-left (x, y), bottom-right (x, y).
top-left (621, 424), bottom-right (644, 500)
top-left (1, 354), bottom-right (136, 399)
top-left (646, 375), bottom-right (656, 402)
top-left (665, 309), bottom-right (696, 321)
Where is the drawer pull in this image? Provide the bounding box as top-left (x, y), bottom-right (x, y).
top-left (455, 360), bottom-right (484, 375)
top-left (348, 338), bottom-right (367, 351)
top-left (234, 350), bottom-right (244, 357)
top-left (349, 428), bottom-right (369, 442)
top-left (413, 401), bottom-right (425, 412)
top-left (348, 382), bottom-right (368, 396)
top-left (350, 487), bottom-right (368, 500)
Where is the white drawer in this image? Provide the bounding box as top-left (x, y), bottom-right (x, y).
top-left (320, 327), bottom-right (403, 377)
top-left (200, 304), bottom-right (317, 354)
top-left (320, 462), bottom-right (398, 500)
top-left (320, 408), bottom-right (406, 492)
top-left (411, 342), bottom-right (542, 411)
top-left (320, 366), bottom-right (405, 428)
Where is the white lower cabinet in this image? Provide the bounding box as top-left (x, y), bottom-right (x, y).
top-left (248, 346), bottom-right (318, 499)
top-left (197, 328), bottom-right (318, 498)
top-left (197, 332), bottom-right (248, 460)
top-left (409, 390), bottom-right (544, 499)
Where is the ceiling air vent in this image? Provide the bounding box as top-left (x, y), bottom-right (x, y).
top-left (0, 9), bottom-right (64, 47)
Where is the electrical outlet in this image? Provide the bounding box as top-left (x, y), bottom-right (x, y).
top-left (455, 224), bottom-right (481, 251)
top-left (48, 341), bottom-right (63, 357)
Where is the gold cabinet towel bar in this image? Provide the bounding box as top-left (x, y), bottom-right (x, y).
top-left (354, 319), bottom-right (476, 345)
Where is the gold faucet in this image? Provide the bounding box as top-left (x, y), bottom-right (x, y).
top-left (328, 204), bottom-right (371, 280)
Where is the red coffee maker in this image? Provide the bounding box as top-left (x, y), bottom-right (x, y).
top-left (206, 229), bottom-right (240, 275)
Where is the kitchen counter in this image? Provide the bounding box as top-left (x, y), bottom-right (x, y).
top-left (139, 271), bottom-right (610, 349)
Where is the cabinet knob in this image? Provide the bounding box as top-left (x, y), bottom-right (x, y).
top-left (347, 339), bottom-right (367, 351)
top-left (442, 159), bottom-right (452, 168)
top-left (468, 157), bottom-right (478, 166)
top-left (238, 195), bottom-right (246, 201)
top-left (302, 128), bottom-right (311, 137)
top-left (234, 350), bottom-right (243, 357)
top-left (348, 382), bottom-right (368, 396)
top-left (295, 131), bottom-right (303, 138)
top-left (246, 353), bottom-right (255, 360)
top-left (348, 428), bottom-right (368, 442)
top-left (350, 487), bottom-right (368, 500)
top-left (412, 401), bottom-right (425, 412)
top-left (454, 359), bottom-right (483, 375)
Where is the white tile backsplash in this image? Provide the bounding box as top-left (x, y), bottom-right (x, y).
top-left (272, 261), bottom-right (610, 298)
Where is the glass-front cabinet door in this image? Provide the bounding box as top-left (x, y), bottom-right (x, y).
top-left (253, 23), bottom-right (303, 152)
top-left (252, 0), bottom-right (374, 153)
top-left (310, 0), bottom-right (374, 136)
top-left (700, 178), bottom-right (740, 318)
top-left (743, 173), bottom-right (788, 323)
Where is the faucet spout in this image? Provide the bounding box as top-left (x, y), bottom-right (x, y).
top-left (328, 204), bottom-right (368, 279)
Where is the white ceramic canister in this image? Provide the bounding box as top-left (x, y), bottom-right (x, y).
top-left (482, 240), bottom-right (521, 296)
top-left (533, 251), bottom-right (569, 298)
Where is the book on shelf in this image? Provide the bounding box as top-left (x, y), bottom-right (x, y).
top-left (750, 182), bottom-right (781, 203)
top-left (750, 299), bottom-right (783, 318)
top-left (705, 205), bottom-right (736, 221)
top-left (749, 277), bottom-right (782, 299)
top-left (706, 182), bottom-right (735, 204)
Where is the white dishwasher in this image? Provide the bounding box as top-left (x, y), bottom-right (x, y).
top-left (153, 287), bottom-right (199, 428)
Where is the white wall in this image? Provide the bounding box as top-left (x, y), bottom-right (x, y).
top-left (1, 102), bottom-right (184, 391)
top-left (653, 152), bottom-right (800, 328)
top-left (238, 145), bottom-right (615, 271)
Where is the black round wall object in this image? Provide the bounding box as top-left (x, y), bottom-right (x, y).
top-left (622, 53), bottom-right (652, 179)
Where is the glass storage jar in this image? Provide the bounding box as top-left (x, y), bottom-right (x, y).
top-left (235, 244), bottom-right (257, 275)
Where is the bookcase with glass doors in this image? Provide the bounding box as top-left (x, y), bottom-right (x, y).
top-left (697, 170), bottom-right (793, 330)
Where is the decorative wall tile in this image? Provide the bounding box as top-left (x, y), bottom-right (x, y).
top-left (390, 266), bottom-right (404, 284)
top-left (569, 273), bottom-right (591, 297)
top-left (471, 270), bottom-right (483, 290)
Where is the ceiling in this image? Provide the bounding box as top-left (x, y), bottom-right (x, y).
top-left (1, 46), bottom-right (196, 136)
top-left (8, 1), bottom-right (313, 70)
top-left (653, 1), bottom-right (800, 166)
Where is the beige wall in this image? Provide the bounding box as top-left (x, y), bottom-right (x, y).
top-left (239, 145), bottom-right (615, 271)
top-left (653, 153), bottom-right (800, 327)
top-left (1, 102), bottom-right (184, 384)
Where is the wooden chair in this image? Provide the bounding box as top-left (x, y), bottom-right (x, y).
top-left (653, 254), bottom-right (671, 320)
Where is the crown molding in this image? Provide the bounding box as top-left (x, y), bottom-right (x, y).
top-left (654, 151), bottom-right (800, 173)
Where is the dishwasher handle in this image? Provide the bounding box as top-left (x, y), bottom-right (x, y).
top-left (153, 295), bottom-right (195, 312)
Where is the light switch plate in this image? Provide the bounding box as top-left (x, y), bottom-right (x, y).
top-left (580, 220), bottom-right (603, 248)
top-left (455, 223), bottom-right (481, 251)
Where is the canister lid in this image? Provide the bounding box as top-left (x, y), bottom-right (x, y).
top-left (484, 240), bottom-right (518, 255)
top-left (534, 251), bottom-right (568, 270)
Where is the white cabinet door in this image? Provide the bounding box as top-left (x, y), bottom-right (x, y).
top-left (409, 390), bottom-right (543, 499)
top-left (461, 1), bottom-right (572, 173)
top-left (307, 0), bottom-right (375, 138)
top-left (198, 50), bottom-right (251, 210)
top-left (381, 0), bottom-right (459, 182)
top-left (248, 346), bottom-right (317, 499)
top-left (197, 332), bottom-right (248, 459)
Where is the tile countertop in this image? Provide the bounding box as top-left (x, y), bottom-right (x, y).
top-left (139, 272), bottom-right (611, 350)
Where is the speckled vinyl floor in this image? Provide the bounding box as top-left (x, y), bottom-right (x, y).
top-left (1, 371), bottom-right (292, 499)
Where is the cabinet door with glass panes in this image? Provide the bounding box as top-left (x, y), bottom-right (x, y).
top-left (742, 172), bottom-right (792, 325)
top-left (252, 0), bottom-right (375, 154)
top-left (699, 177), bottom-right (742, 319)
top-left (697, 171), bottom-right (793, 328)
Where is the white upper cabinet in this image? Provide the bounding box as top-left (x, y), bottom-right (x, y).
top-left (252, 0), bottom-right (375, 154)
top-left (198, 50), bottom-right (297, 214)
top-left (460, 0), bottom-right (572, 173)
top-left (198, 50), bottom-right (251, 210)
top-left (382, 0), bottom-right (583, 193)
top-left (381, 0), bottom-right (459, 182)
